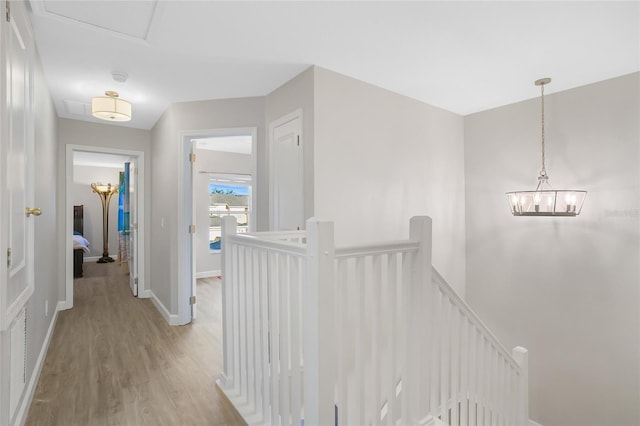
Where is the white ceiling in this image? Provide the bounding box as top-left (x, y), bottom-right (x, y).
top-left (27, 1), bottom-right (640, 130)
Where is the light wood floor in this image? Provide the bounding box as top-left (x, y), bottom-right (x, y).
top-left (26, 263), bottom-right (246, 426)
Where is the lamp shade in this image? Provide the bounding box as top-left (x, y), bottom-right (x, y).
top-left (91, 91), bottom-right (131, 122)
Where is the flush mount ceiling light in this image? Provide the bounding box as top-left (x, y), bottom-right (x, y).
top-left (91, 90), bottom-right (132, 122)
top-left (506, 78), bottom-right (586, 216)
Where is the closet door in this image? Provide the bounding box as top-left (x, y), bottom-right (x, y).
top-left (0, 1), bottom-right (34, 424)
top-left (270, 110), bottom-right (304, 231)
top-left (1, 0), bottom-right (35, 331)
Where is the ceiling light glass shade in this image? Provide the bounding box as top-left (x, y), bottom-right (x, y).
top-left (91, 91), bottom-right (131, 122)
top-left (507, 78), bottom-right (586, 217)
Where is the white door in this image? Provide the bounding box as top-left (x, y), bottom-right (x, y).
top-left (190, 145), bottom-right (197, 319)
top-left (1, 0), bottom-right (35, 330)
top-left (127, 160), bottom-right (138, 296)
top-left (1, 1), bottom-right (34, 424)
top-left (270, 112), bottom-right (304, 231)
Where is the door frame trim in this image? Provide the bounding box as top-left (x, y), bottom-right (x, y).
top-left (62, 144), bottom-right (146, 310)
top-left (178, 127), bottom-right (257, 325)
top-left (269, 109), bottom-right (303, 231)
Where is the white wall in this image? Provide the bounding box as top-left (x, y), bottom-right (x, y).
top-left (57, 119), bottom-right (151, 302)
top-left (72, 165), bottom-right (122, 258)
top-left (150, 97), bottom-right (264, 321)
top-left (464, 72), bottom-right (640, 426)
top-left (195, 149), bottom-right (252, 276)
top-left (149, 107), bottom-right (177, 316)
top-left (313, 67), bottom-right (467, 294)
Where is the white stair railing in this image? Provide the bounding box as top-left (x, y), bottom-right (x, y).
top-left (425, 268), bottom-right (529, 426)
top-left (219, 220), bottom-right (308, 425)
top-left (217, 216), bottom-right (528, 426)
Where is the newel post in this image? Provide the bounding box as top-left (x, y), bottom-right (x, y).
top-left (304, 218), bottom-right (336, 426)
top-left (513, 346), bottom-right (529, 425)
top-left (405, 216), bottom-right (433, 422)
top-left (219, 216), bottom-right (237, 388)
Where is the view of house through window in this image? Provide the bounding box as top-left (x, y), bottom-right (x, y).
top-left (209, 176), bottom-right (250, 251)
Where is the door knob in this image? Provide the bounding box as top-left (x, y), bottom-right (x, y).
top-left (25, 207), bottom-right (42, 217)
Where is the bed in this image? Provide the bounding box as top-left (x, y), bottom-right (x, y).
top-left (73, 205), bottom-right (90, 278)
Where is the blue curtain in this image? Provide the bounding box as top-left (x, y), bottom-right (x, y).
top-left (118, 163), bottom-right (131, 264)
top-left (118, 171), bottom-right (125, 231)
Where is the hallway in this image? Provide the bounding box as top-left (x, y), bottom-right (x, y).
top-left (25, 263), bottom-right (245, 426)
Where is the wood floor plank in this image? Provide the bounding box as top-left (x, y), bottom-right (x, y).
top-left (26, 263), bottom-right (246, 426)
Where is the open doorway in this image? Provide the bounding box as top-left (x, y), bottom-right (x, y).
top-left (179, 128), bottom-right (256, 322)
top-left (63, 144), bottom-right (146, 310)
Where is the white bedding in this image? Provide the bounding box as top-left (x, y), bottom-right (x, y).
top-left (73, 234), bottom-right (90, 254)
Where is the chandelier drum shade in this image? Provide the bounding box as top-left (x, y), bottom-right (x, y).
top-left (91, 90), bottom-right (131, 122)
top-left (506, 78), bottom-right (586, 216)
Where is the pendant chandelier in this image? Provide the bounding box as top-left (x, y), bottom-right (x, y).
top-left (506, 78), bottom-right (586, 216)
top-left (91, 90), bottom-right (132, 122)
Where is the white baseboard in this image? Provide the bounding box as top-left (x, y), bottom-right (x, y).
top-left (195, 270), bottom-right (221, 279)
top-left (14, 307), bottom-right (59, 426)
top-left (149, 291), bottom-right (180, 326)
top-left (57, 299), bottom-right (72, 311)
top-left (530, 420), bottom-right (544, 426)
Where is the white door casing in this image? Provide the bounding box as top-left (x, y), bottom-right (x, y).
top-left (190, 143), bottom-right (197, 319)
top-left (180, 128), bottom-right (257, 325)
top-left (127, 160), bottom-right (138, 297)
top-left (64, 145), bottom-right (147, 310)
top-left (270, 110), bottom-right (304, 231)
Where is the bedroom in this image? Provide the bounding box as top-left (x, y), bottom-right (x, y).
top-left (71, 152), bottom-right (131, 275)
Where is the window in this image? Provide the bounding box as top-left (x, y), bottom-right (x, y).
top-left (208, 175), bottom-right (251, 252)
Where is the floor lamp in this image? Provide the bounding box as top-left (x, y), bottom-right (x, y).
top-left (91, 182), bottom-right (119, 263)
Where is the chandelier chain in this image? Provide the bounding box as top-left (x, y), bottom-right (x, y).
top-left (540, 83), bottom-right (547, 178)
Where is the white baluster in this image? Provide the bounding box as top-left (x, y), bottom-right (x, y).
top-left (451, 305), bottom-right (460, 426)
top-left (354, 255), bottom-right (365, 425)
top-left (239, 245), bottom-right (249, 402)
top-left (259, 249), bottom-right (271, 423)
top-left (250, 248), bottom-right (262, 418)
top-left (469, 326), bottom-right (477, 426)
top-left (371, 254), bottom-right (382, 424)
top-left (386, 253), bottom-right (398, 426)
top-left (485, 344), bottom-right (493, 426)
top-left (460, 316), bottom-right (469, 426)
top-left (429, 289), bottom-right (442, 417)
top-left (269, 251), bottom-right (280, 425)
top-left (476, 335), bottom-right (485, 426)
top-left (278, 254), bottom-right (290, 426)
top-left (336, 258), bottom-right (348, 426)
top-left (440, 297), bottom-right (450, 424)
top-left (290, 256), bottom-right (302, 426)
top-left (246, 246), bottom-right (255, 411)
